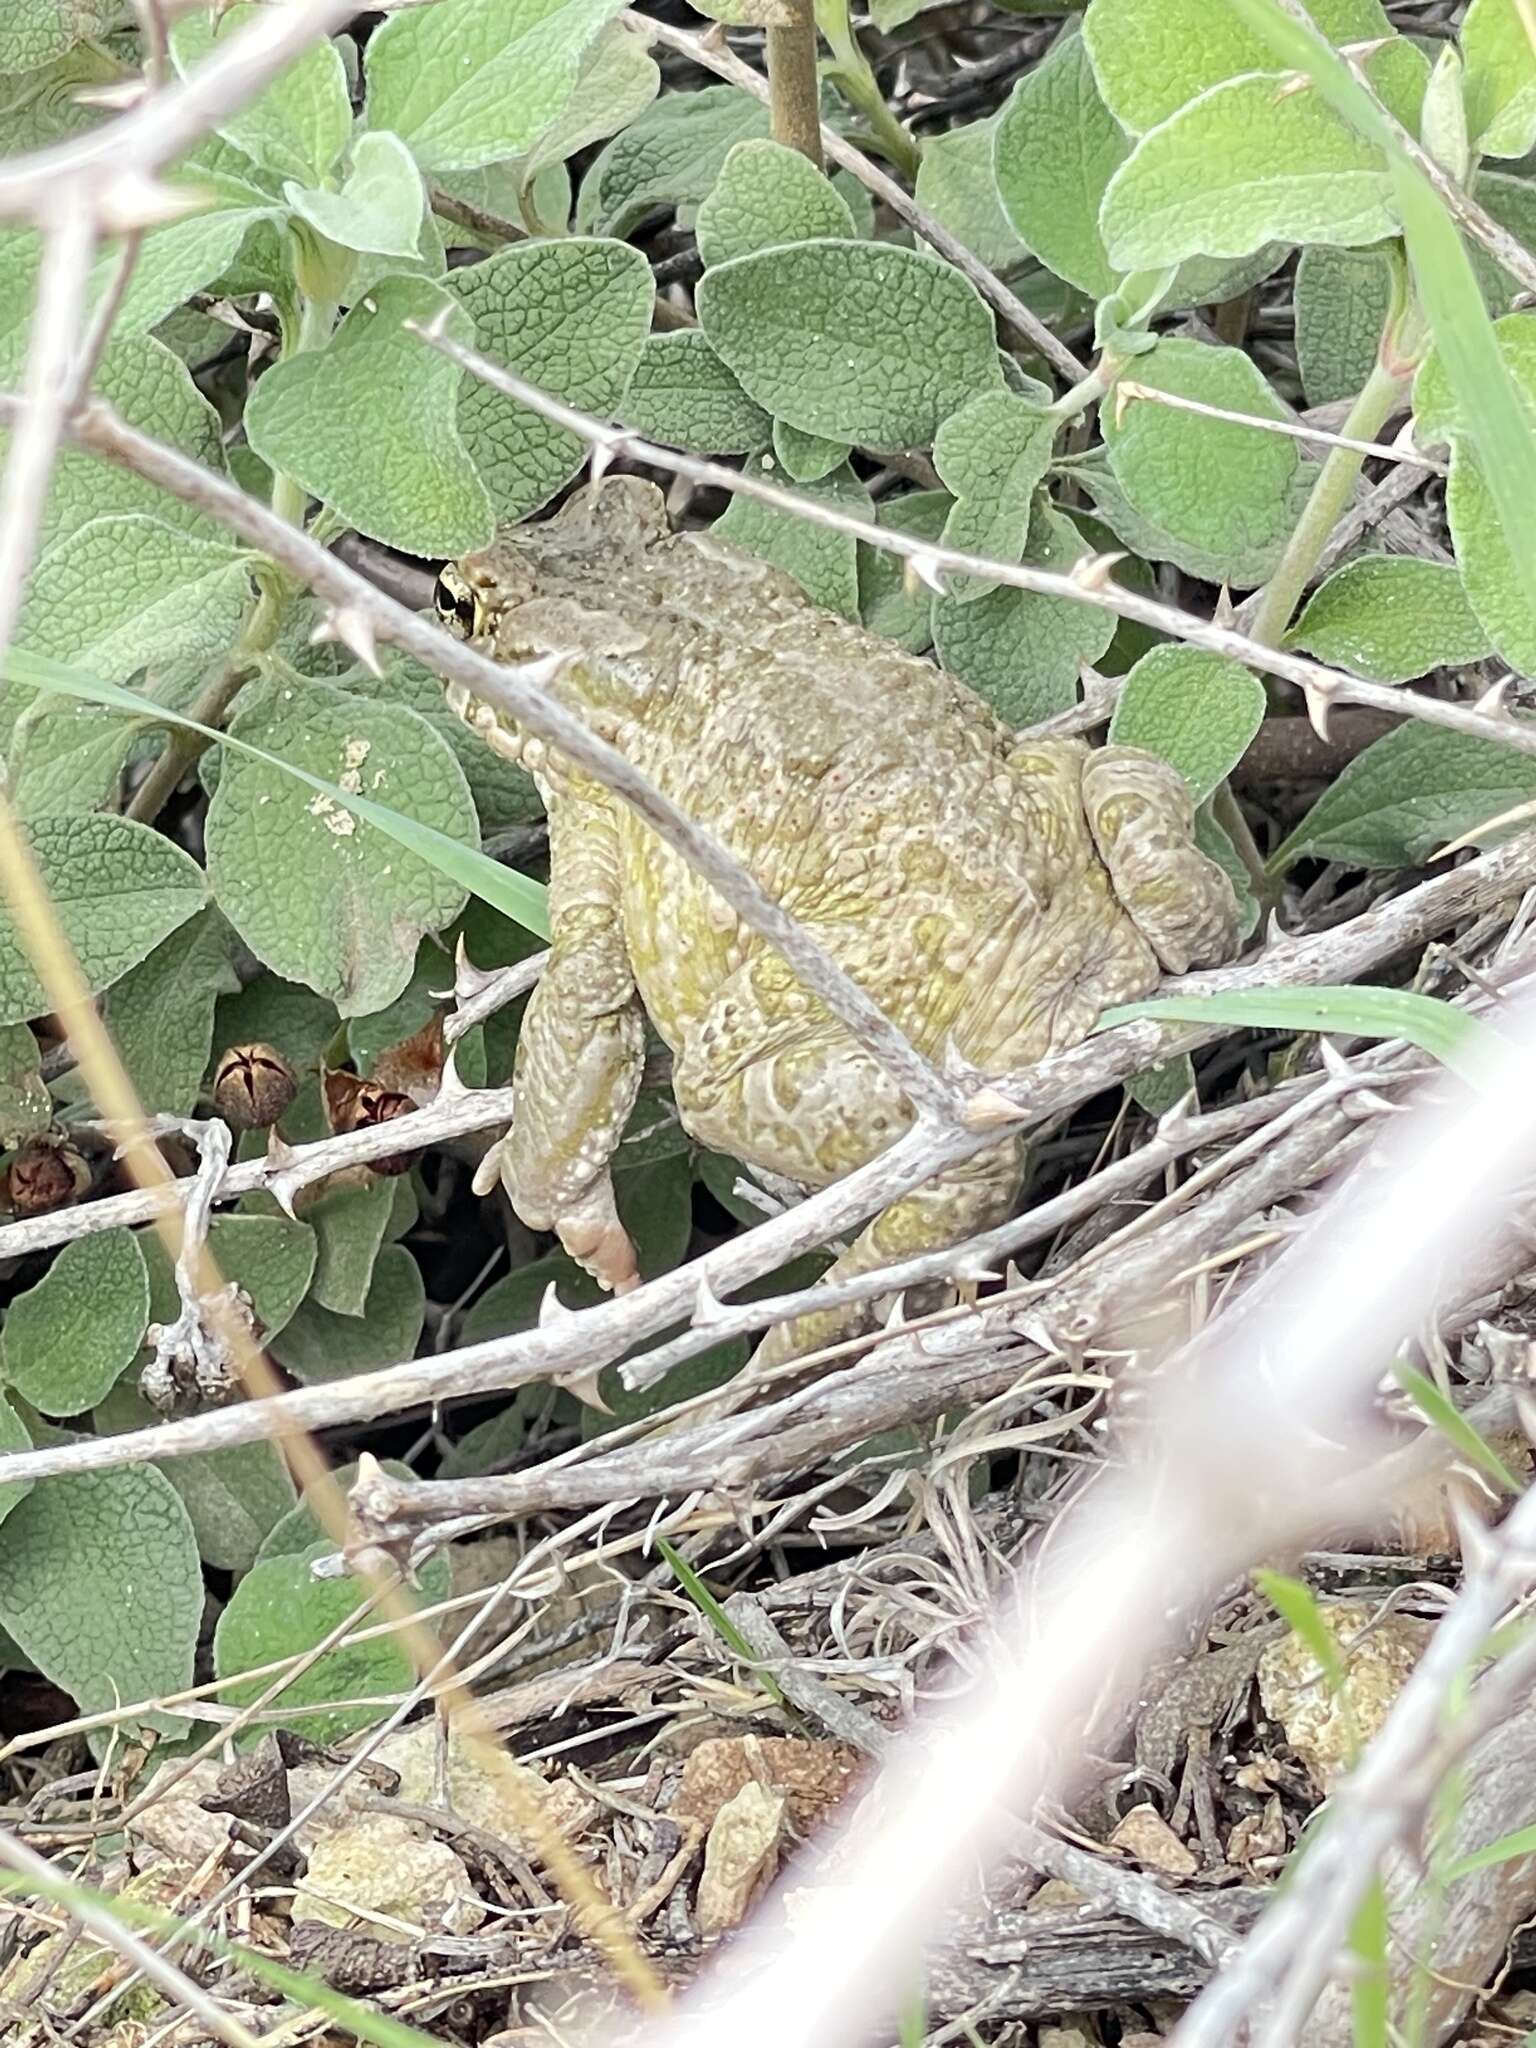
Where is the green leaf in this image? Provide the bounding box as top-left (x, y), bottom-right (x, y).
top-left (1, 1231), bottom-right (149, 1418)
top-left (1073, 450), bottom-right (1316, 590)
top-left (696, 139), bottom-right (856, 270)
top-left (1081, 0), bottom-right (1392, 134)
top-left (1270, 722), bottom-right (1536, 871)
top-left (169, 4), bottom-right (350, 185)
top-left (1098, 984), bottom-right (1499, 1083)
top-left (933, 392), bottom-right (1055, 598)
top-left (0, 1465), bottom-right (201, 1743)
top-left (1100, 50), bottom-right (1424, 270)
top-left (305, 1179), bottom-right (398, 1318)
top-left (0, 1393), bottom-right (31, 1533)
top-left (913, 114), bottom-right (1028, 276)
top-left (858, 489), bottom-right (950, 652)
top-left (1463, 0), bottom-right (1536, 158)
top-left (0, 813), bottom-right (207, 1027)
top-left (1107, 646), bottom-right (1265, 803)
top-left (0, 1023), bottom-right (49, 1149)
top-left (335, 654), bottom-right (542, 834)
top-left (8, 698), bottom-right (144, 820)
top-left (932, 501), bottom-right (1116, 723)
top-left (1294, 243), bottom-right (1395, 407)
top-left (994, 31), bottom-right (1125, 300)
top-left (1349, 1878), bottom-right (1389, 2048)
top-left (142, 1214), bottom-right (318, 1348)
top-left (214, 1535), bottom-right (445, 1742)
top-left (269, 1244), bottom-right (425, 1382)
top-left (1128, 1053), bottom-right (1197, 1116)
top-left (445, 238), bottom-right (653, 522)
top-left (620, 331), bottom-right (772, 453)
top-left (102, 911), bottom-right (239, 1119)
top-left (0, 0), bottom-right (110, 71)
top-left (655, 1535), bottom-right (787, 1704)
top-left (22, 512), bottom-right (249, 684)
top-left (698, 239), bottom-right (1002, 448)
top-left (1393, 1357), bottom-right (1525, 1493)
top-left (773, 419), bottom-right (848, 482)
top-left (365, 0), bottom-right (625, 174)
top-left (6, 650), bottom-right (551, 943)
top-left (1287, 557), bottom-right (1493, 683)
top-left (518, 20), bottom-right (661, 183)
top-left (245, 276), bottom-right (493, 558)
top-left (1102, 338), bottom-right (1306, 580)
top-left (206, 673), bottom-right (477, 1017)
top-left (284, 132), bottom-right (426, 258)
top-left (1255, 1569), bottom-right (1348, 1694)
top-left (576, 83), bottom-right (769, 237)
top-left (712, 466), bottom-right (872, 617)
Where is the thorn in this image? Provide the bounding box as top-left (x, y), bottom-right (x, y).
top-left (1212, 583), bottom-right (1236, 628)
top-left (1476, 673), bottom-right (1515, 718)
top-left (1274, 70), bottom-right (1315, 101)
top-left (436, 1045), bottom-right (468, 1099)
top-left (261, 1129), bottom-right (301, 1216)
top-left (952, 1255), bottom-right (1002, 1288)
top-left (1514, 1388), bottom-right (1536, 1448)
top-left (905, 549), bottom-right (947, 596)
top-left (1154, 1088), bottom-right (1197, 1137)
top-left (964, 1084), bottom-right (1024, 1130)
top-left (1070, 550), bottom-right (1125, 592)
top-left (1302, 676), bottom-right (1337, 740)
top-left (453, 933), bottom-right (496, 1000)
top-left (1261, 905), bottom-right (1287, 948)
top-left (419, 303), bottom-right (455, 343)
top-left (1450, 1488), bottom-right (1501, 1574)
top-left (72, 76), bottom-right (148, 110)
top-left (310, 605), bottom-right (383, 677)
top-left (1318, 1036), bottom-right (1356, 1081)
top-left (691, 1271), bottom-right (732, 1327)
top-left (537, 1280), bottom-right (578, 1327)
top-left (1340, 1087), bottom-right (1405, 1119)
top-left (560, 1364), bottom-right (613, 1414)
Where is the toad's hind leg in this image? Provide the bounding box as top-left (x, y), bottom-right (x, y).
top-left (751, 1138), bottom-right (1027, 1371)
top-left (481, 787), bottom-right (645, 1292)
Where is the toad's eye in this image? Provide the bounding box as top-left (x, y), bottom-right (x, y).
top-left (435, 571), bottom-right (483, 639)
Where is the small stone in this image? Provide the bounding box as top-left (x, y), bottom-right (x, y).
top-left (1026, 1876), bottom-right (1088, 1911)
top-left (294, 1812), bottom-right (483, 1939)
top-left (696, 1781), bottom-right (785, 1935)
top-left (1040, 2026), bottom-right (1098, 2048)
top-left (1108, 1803), bottom-right (1198, 1877)
top-left (1258, 1603), bottom-right (1432, 1792)
top-left (1227, 1793), bottom-right (1287, 1870)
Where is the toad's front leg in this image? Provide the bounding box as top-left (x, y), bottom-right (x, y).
top-left (481, 784), bottom-right (645, 1292)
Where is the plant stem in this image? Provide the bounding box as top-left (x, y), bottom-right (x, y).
top-left (768, 0), bottom-right (824, 169)
top-left (1247, 354), bottom-right (1411, 651)
top-left (812, 0), bottom-right (919, 178)
top-left (124, 578), bottom-right (285, 823)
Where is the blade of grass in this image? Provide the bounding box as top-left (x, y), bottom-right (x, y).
top-left (1229, 0), bottom-right (1536, 605)
top-left (1254, 1569), bottom-right (1347, 1695)
top-left (6, 647), bottom-right (550, 940)
top-left (655, 1534), bottom-right (788, 1709)
top-left (1095, 984), bottom-right (1501, 1084)
top-left (1348, 1874), bottom-right (1391, 2048)
top-left (1392, 1357), bottom-right (1525, 1492)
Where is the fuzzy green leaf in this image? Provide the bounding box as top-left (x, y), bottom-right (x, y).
top-left (913, 114), bottom-right (1028, 274)
top-left (518, 20), bottom-right (661, 182)
top-left (102, 912), bottom-right (239, 1120)
top-left (696, 139), bottom-right (856, 270)
top-left (269, 1245), bottom-right (425, 1383)
top-left (698, 239), bottom-right (1002, 447)
top-left (1271, 722), bottom-right (1536, 870)
top-left (206, 674), bottom-right (477, 1017)
top-left (284, 132), bottom-right (426, 257)
top-left (305, 1180), bottom-right (397, 1318)
top-left (1102, 337), bottom-right (1305, 579)
top-left (19, 514), bottom-right (251, 679)
top-left (995, 31), bottom-right (1125, 300)
top-left (245, 276), bottom-right (492, 558)
top-left (0, 0), bottom-right (110, 71)
top-left (713, 466), bottom-right (872, 618)
top-left (141, 1214), bottom-right (318, 1350)
top-left (576, 84), bottom-right (768, 237)
top-left (170, 4), bottom-right (351, 184)
top-left (857, 489), bottom-right (950, 652)
top-left (1463, 0), bottom-right (1536, 158)
top-left (1287, 557), bottom-right (1493, 682)
top-left (0, 1393), bottom-right (31, 1533)
top-left (0, 1024), bottom-right (49, 1149)
top-left (365, 0), bottom-right (625, 174)
top-left (1081, 0), bottom-right (1391, 134)
top-left (0, 814), bottom-right (207, 1026)
top-left (1294, 243), bottom-right (1395, 407)
top-left (932, 502), bottom-right (1116, 723)
top-left (2, 1231), bottom-right (148, 1418)
top-left (933, 392), bottom-right (1055, 598)
top-left (446, 237), bottom-right (653, 522)
top-left (0, 1466), bottom-right (201, 1743)
top-left (1107, 646), bottom-right (1265, 803)
top-left (619, 330), bottom-right (772, 453)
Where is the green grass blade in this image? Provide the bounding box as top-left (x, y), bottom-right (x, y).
top-left (6, 648), bottom-right (550, 940)
top-left (1254, 1568), bottom-right (1346, 1695)
top-left (1348, 1875), bottom-right (1391, 2048)
top-left (1392, 1357), bottom-right (1524, 1492)
top-left (1095, 984), bottom-right (1500, 1083)
top-left (1444, 1821), bottom-right (1536, 1882)
top-left (1229, 0), bottom-right (1536, 602)
top-left (655, 1534), bottom-right (789, 1708)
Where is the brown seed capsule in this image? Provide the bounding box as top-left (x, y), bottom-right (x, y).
top-left (322, 1068), bottom-right (415, 1176)
top-left (3, 1134), bottom-right (92, 1217)
top-left (212, 1042), bottom-right (299, 1130)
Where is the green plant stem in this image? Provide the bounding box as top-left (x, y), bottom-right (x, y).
top-left (767, 0), bottom-right (824, 169)
top-left (124, 580), bottom-right (285, 823)
top-left (1247, 355), bottom-right (1410, 650)
top-left (812, 0), bottom-right (919, 178)
top-left (269, 290), bottom-right (335, 531)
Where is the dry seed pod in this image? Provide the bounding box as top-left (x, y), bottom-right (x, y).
top-left (213, 1043), bottom-right (298, 1130)
top-left (322, 1068), bottom-right (415, 1176)
top-left (3, 1134), bottom-right (92, 1217)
